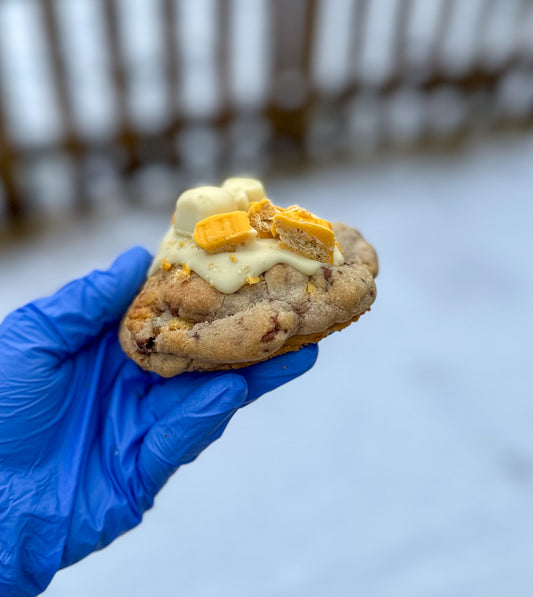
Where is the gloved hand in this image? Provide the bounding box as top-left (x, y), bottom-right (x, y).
top-left (0, 247), bottom-right (318, 597)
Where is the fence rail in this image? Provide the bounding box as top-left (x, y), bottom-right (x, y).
top-left (1, 0), bottom-right (533, 235)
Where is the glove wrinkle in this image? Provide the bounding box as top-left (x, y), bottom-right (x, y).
top-left (138, 375), bottom-right (248, 494)
top-left (61, 337), bottom-right (144, 567)
top-left (0, 468), bottom-right (70, 596)
top-left (0, 303), bottom-right (66, 369)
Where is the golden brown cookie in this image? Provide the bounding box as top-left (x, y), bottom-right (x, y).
top-left (119, 223), bottom-right (378, 376)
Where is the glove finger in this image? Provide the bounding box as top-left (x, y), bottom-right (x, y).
top-left (143, 371), bottom-right (237, 420)
top-left (13, 247), bottom-right (151, 360)
top-left (138, 373), bottom-right (248, 495)
top-left (239, 343), bottom-right (318, 404)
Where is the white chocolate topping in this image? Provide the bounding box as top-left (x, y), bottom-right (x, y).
top-left (149, 226), bottom-right (345, 294)
top-left (151, 179), bottom-right (345, 294)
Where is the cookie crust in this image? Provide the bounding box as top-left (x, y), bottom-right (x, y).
top-left (119, 223), bottom-right (378, 376)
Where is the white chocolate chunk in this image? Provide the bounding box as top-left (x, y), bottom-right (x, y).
top-left (173, 186), bottom-right (244, 235)
top-left (223, 177), bottom-right (265, 208)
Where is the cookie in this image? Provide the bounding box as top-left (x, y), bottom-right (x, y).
top-left (119, 180), bottom-right (378, 376)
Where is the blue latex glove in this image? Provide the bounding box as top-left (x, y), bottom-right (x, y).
top-left (0, 247), bottom-right (318, 596)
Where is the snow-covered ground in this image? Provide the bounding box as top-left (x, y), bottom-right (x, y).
top-left (1, 133), bottom-right (533, 596)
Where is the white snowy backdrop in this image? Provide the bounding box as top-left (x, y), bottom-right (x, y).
top-left (1, 0), bottom-right (533, 595)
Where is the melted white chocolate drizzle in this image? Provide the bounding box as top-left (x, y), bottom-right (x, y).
top-left (149, 180), bottom-right (344, 294)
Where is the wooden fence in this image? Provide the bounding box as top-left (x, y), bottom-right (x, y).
top-left (1, 0), bottom-right (533, 236)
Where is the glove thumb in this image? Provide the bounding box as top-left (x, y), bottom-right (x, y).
top-left (138, 373), bottom-right (248, 495)
top-left (4, 247), bottom-right (152, 361)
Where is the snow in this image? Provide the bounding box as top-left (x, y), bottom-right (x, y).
top-left (2, 133), bottom-right (533, 596)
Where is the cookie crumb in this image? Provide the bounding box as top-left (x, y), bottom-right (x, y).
top-left (247, 276), bottom-right (260, 285)
top-left (230, 254), bottom-right (238, 263)
top-left (161, 258), bottom-right (172, 271)
top-left (168, 318), bottom-right (193, 331)
top-left (248, 198), bottom-right (279, 238)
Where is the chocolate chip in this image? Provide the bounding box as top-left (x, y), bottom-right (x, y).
top-left (261, 315), bottom-right (281, 342)
top-left (136, 336), bottom-right (156, 355)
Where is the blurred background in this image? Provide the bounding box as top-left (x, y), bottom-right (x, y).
top-left (1, 0), bottom-right (533, 595)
